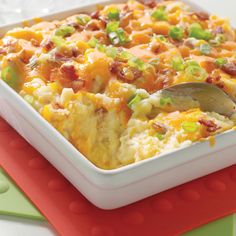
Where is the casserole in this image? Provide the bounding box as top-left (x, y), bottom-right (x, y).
top-left (0, 0), bottom-right (235, 209)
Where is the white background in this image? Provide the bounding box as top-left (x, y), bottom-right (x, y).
top-left (0, 0), bottom-right (235, 235)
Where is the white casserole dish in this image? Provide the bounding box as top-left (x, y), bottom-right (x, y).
top-left (0, 0), bottom-right (235, 209)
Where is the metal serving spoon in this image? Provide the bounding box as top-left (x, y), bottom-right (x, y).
top-left (158, 82), bottom-right (236, 117)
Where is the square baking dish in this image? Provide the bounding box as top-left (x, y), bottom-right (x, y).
top-left (0, 0), bottom-right (235, 209)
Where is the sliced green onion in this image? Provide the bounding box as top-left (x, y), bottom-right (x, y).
top-left (160, 97), bottom-right (173, 106)
top-left (51, 35), bottom-right (67, 48)
top-left (1, 66), bottom-right (18, 89)
top-left (108, 8), bottom-right (120, 20)
top-left (106, 22), bottom-right (129, 45)
top-left (128, 57), bottom-right (146, 71)
top-left (154, 35), bottom-right (167, 42)
top-left (106, 21), bottom-right (120, 33)
top-left (156, 132), bottom-right (165, 141)
top-left (76, 14), bottom-right (91, 26)
top-left (199, 43), bottom-right (211, 55)
top-left (182, 121), bottom-right (199, 133)
top-left (128, 94), bottom-right (142, 109)
top-left (186, 60), bottom-right (199, 67)
top-left (172, 57), bottom-right (185, 71)
top-left (215, 58), bottom-right (227, 67)
top-left (151, 7), bottom-right (168, 21)
top-left (97, 44), bottom-right (106, 52)
top-left (118, 51), bottom-right (133, 61)
top-left (55, 25), bottom-right (75, 37)
top-left (88, 37), bottom-right (99, 48)
top-left (105, 46), bottom-right (118, 58)
top-left (185, 64), bottom-right (207, 81)
top-left (169, 26), bottom-right (184, 41)
top-left (189, 23), bottom-right (212, 41)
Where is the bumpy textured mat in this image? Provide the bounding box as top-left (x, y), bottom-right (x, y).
top-left (0, 117), bottom-right (235, 236)
top-left (0, 168), bottom-right (44, 220)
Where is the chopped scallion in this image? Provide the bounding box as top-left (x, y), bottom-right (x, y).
top-left (189, 23), bottom-right (212, 41)
top-left (55, 25), bottom-right (75, 37)
top-left (151, 7), bottom-right (168, 21)
top-left (215, 58), bottom-right (227, 67)
top-left (169, 26), bottom-right (184, 41)
top-left (128, 57), bottom-right (146, 71)
top-left (76, 14), bottom-right (91, 26)
top-left (182, 121), bottom-right (199, 133)
top-left (108, 8), bottom-right (120, 20)
top-left (156, 132), bottom-right (165, 140)
top-left (172, 57), bottom-right (185, 71)
top-left (128, 94), bottom-right (142, 109)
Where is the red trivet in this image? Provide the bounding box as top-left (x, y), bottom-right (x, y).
top-left (0, 117), bottom-right (235, 236)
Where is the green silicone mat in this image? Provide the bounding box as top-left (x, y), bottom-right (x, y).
top-left (0, 167), bottom-right (235, 235)
top-left (0, 168), bottom-right (44, 220)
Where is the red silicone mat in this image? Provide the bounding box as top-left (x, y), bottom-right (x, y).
top-left (0, 117), bottom-right (235, 236)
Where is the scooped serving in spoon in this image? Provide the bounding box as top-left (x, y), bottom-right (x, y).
top-left (157, 82), bottom-right (236, 117)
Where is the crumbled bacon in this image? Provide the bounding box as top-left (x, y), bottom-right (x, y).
top-left (206, 76), bottom-right (213, 84)
top-left (72, 47), bottom-right (79, 57)
top-left (194, 12), bottom-right (209, 21)
top-left (120, 12), bottom-right (133, 28)
top-left (222, 62), bottom-right (236, 76)
top-left (96, 107), bottom-right (108, 117)
top-left (149, 41), bottom-right (161, 54)
top-left (60, 64), bottom-right (78, 80)
top-left (152, 122), bottom-right (167, 134)
top-left (91, 10), bottom-right (100, 19)
top-left (139, 0), bottom-right (156, 8)
top-left (42, 39), bottom-right (54, 51)
top-left (206, 75), bottom-right (223, 88)
top-left (198, 118), bottom-right (220, 132)
top-left (213, 26), bottom-right (224, 35)
top-left (0, 47), bottom-right (6, 55)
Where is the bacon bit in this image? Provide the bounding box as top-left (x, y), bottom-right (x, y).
top-left (206, 76), bottom-right (213, 84)
top-left (198, 118), bottom-right (220, 132)
top-left (60, 64), bottom-right (78, 80)
top-left (222, 62), bottom-right (236, 76)
top-left (152, 122), bottom-right (167, 134)
top-left (213, 26), bottom-right (224, 35)
top-left (206, 75), bottom-right (224, 88)
top-left (139, 0), bottom-right (156, 8)
top-left (91, 10), bottom-right (100, 19)
top-left (149, 41), bottom-right (161, 54)
top-left (42, 39), bottom-right (54, 51)
top-left (216, 81), bottom-right (224, 89)
top-left (110, 61), bottom-right (121, 74)
top-left (194, 12), bottom-right (209, 21)
top-left (71, 79), bottom-right (85, 92)
top-left (72, 47), bottom-right (79, 57)
top-left (96, 107), bottom-right (108, 117)
top-left (120, 12), bottom-right (133, 28)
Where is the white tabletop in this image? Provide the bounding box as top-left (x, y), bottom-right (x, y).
top-left (0, 0), bottom-right (235, 235)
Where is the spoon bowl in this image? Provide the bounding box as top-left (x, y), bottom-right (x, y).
top-left (158, 82), bottom-right (236, 117)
